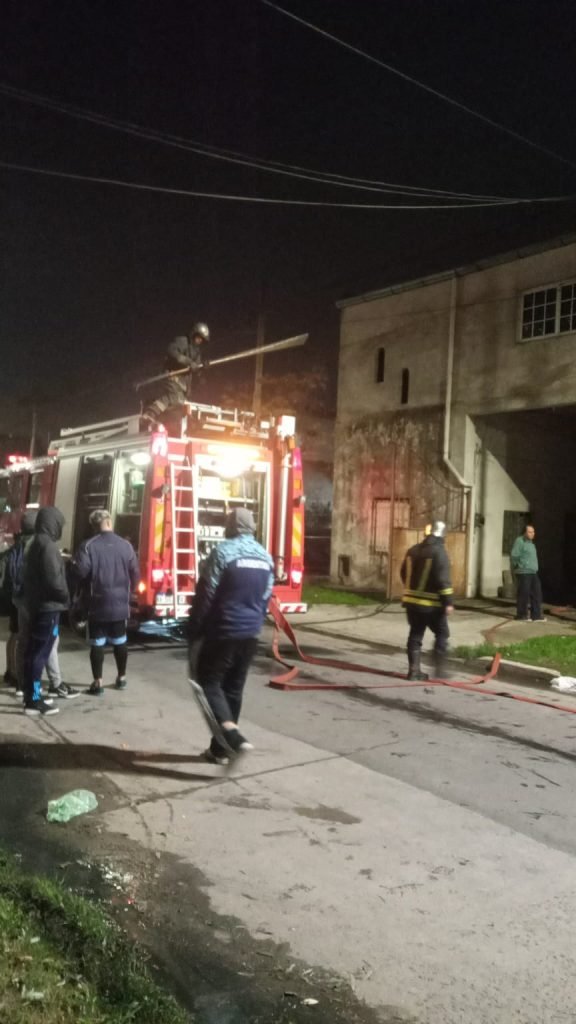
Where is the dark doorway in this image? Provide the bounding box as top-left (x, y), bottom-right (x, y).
top-left (73, 454), bottom-right (113, 551)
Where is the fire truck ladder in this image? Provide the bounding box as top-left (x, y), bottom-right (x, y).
top-left (169, 462), bottom-right (196, 615)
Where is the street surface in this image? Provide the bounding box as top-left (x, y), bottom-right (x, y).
top-left (1, 612), bottom-right (576, 1024)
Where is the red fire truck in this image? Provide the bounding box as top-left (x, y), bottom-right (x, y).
top-left (0, 403), bottom-right (307, 619)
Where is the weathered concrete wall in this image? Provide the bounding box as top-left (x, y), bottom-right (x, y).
top-left (330, 411), bottom-right (461, 589)
top-left (454, 243), bottom-right (576, 416)
top-left (339, 240), bottom-right (576, 427)
top-left (336, 279), bottom-right (449, 422)
top-left (334, 239), bottom-right (576, 594)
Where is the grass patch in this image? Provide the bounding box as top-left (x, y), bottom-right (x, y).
top-left (303, 583), bottom-right (383, 606)
top-left (0, 850), bottom-right (189, 1024)
top-left (454, 635), bottom-right (576, 676)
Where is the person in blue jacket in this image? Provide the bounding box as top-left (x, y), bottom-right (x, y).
top-left (74, 509), bottom-right (140, 696)
top-left (188, 506), bottom-right (274, 764)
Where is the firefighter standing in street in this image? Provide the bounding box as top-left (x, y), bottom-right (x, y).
top-left (400, 520), bottom-right (454, 680)
top-left (142, 321), bottom-right (210, 425)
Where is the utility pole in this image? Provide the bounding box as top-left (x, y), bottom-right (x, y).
top-left (29, 404), bottom-right (37, 459)
top-left (252, 307), bottom-right (266, 419)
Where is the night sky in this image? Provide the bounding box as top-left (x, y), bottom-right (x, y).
top-left (1, 0), bottom-right (575, 435)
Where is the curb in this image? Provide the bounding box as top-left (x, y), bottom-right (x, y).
top-left (476, 655), bottom-right (565, 693)
top-left (294, 623), bottom-right (573, 699)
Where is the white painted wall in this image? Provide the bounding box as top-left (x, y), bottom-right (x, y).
top-left (474, 444), bottom-right (529, 596)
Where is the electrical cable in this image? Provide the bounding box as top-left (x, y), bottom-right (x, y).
top-left (258, 0), bottom-right (576, 173)
top-left (0, 81), bottom-right (550, 204)
top-left (2, 158), bottom-right (573, 209)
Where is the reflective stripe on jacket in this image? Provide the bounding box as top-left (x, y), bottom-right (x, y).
top-left (400, 535), bottom-right (453, 610)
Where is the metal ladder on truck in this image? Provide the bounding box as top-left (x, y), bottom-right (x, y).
top-left (169, 462), bottom-right (196, 617)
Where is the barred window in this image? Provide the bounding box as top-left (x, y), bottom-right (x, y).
top-left (520, 281), bottom-right (576, 340)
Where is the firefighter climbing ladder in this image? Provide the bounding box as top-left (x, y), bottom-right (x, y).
top-left (169, 462), bottom-right (196, 612)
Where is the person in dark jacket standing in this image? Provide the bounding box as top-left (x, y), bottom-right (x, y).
top-left (22, 506), bottom-right (69, 716)
top-left (188, 507), bottom-right (274, 764)
top-left (2, 511), bottom-right (37, 689)
top-left (73, 509), bottom-right (140, 696)
top-left (400, 520), bottom-right (454, 680)
top-left (510, 524), bottom-right (545, 622)
top-left (142, 322), bottom-right (210, 425)
top-left (11, 510), bottom-right (77, 701)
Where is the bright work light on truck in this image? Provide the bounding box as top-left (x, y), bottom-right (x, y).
top-left (130, 451), bottom-right (151, 467)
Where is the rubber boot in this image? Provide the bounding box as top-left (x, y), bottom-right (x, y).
top-left (407, 652), bottom-right (429, 681)
top-left (433, 652), bottom-right (448, 680)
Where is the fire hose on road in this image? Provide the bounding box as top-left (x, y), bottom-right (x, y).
top-left (267, 599), bottom-right (576, 715)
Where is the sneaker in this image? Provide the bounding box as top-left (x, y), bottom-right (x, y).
top-left (49, 683), bottom-right (80, 700)
top-left (24, 699), bottom-right (59, 716)
top-left (87, 682), bottom-right (104, 697)
top-left (203, 748), bottom-right (230, 766)
top-left (114, 677), bottom-right (127, 691)
top-left (531, 617), bottom-right (547, 623)
top-left (14, 687), bottom-right (23, 698)
top-left (222, 728), bottom-right (254, 755)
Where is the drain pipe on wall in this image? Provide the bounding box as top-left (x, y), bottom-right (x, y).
top-left (442, 274), bottom-right (475, 597)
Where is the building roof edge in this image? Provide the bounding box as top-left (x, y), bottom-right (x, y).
top-left (336, 232), bottom-right (576, 309)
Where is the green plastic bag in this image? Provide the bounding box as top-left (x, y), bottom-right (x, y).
top-left (46, 789), bottom-right (99, 823)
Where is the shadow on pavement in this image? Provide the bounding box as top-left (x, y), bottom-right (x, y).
top-left (0, 741), bottom-right (216, 782)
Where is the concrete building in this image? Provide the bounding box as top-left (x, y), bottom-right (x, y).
top-left (332, 234), bottom-right (576, 600)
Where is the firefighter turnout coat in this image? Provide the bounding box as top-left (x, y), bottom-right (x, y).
top-left (400, 535), bottom-right (454, 611)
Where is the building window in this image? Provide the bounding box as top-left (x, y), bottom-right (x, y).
top-left (520, 281), bottom-right (576, 341)
top-left (376, 347), bottom-right (385, 383)
top-left (502, 510), bottom-right (530, 554)
top-left (400, 368), bottom-right (410, 404)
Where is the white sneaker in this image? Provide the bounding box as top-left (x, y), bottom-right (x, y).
top-left (203, 748), bottom-right (229, 766)
top-left (24, 699), bottom-right (59, 716)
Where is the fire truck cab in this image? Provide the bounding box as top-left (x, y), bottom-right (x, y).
top-left (0, 403), bottom-right (307, 620)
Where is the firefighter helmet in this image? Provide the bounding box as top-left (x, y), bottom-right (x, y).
top-left (189, 322), bottom-right (210, 342)
top-left (431, 520), bottom-right (447, 538)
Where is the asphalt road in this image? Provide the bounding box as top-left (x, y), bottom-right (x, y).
top-left (2, 623), bottom-right (576, 1024)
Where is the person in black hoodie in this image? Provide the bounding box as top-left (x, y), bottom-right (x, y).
top-left (22, 506), bottom-right (69, 716)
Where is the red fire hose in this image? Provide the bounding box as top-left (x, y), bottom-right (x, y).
top-left (267, 599), bottom-right (576, 715)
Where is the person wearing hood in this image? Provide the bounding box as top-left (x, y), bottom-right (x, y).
top-left (400, 520), bottom-right (454, 681)
top-left (22, 506), bottom-right (70, 716)
top-left (13, 509), bottom-right (78, 702)
top-left (188, 506), bottom-right (274, 764)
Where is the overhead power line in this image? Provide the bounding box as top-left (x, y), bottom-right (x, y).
top-left (0, 81), bottom-right (542, 204)
top-left (0, 158), bottom-right (573, 209)
top-left (258, 0), bottom-right (576, 173)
